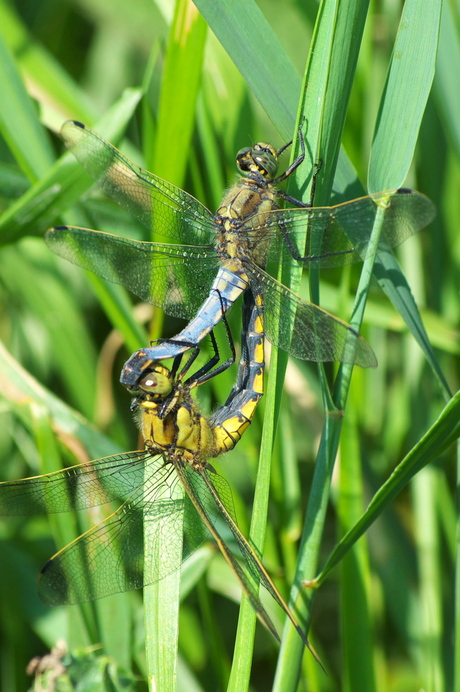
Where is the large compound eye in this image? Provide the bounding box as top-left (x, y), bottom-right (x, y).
top-left (235, 147), bottom-right (252, 172)
top-left (235, 143), bottom-right (278, 179)
top-left (138, 366), bottom-right (173, 395)
top-left (253, 148), bottom-right (278, 179)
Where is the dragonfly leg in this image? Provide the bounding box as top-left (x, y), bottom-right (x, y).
top-left (273, 120), bottom-right (306, 185)
top-left (277, 157), bottom-right (323, 210)
top-left (274, 115), bottom-right (308, 162)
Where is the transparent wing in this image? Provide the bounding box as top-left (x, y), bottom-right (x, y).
top-left (45, 226), bottom-right (377, 366)
top-left (27, 453), bottom-right (214, 606)
top-left (62, 120), bottom-right (216, 244)
top-left (178, 464), bottom-right (282, 643)
top-left (247, 265), bottom-right (378, 368)
top-left (63, 121), bottom-right (435, 269)
top-left (45, 226), bottom-right (219, 320)
top-left (0, 452), bottom-right (149, 516)
top-left (255, 189), bottom-right (436, 268)
top-left (1, 440), bottom-right (309, 644)
top-left (38, 493), bottom-right (185, 606)
top-left (185, 465), bottom-right (323, 657)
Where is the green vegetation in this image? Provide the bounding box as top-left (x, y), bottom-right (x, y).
top-left (0, 0), bottom-right (458, 690)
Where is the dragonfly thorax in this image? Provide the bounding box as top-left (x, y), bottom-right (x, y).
top-left (215, 177), bottom-right (278, 268)
top-left (139, 392), bottom-right (217, 463)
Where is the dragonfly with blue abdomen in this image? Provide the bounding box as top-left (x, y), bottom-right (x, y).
top-left (0, 294), bottom-right (323, 662)
top-left (45, 121), bottom-right (436, 388)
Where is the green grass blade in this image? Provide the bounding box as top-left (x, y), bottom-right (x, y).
top-left (144, 493), bottom-right (184, 692)
top-left (338, 410), bottom-right (376, 692)
top-left (372, 252), bottom-right (451, 398)
top-left (30, 401), bottom-right (101, 645)
top-left (413, 467), bottom-right (444, 690)
top-left (0, 341), bottom-right (120, 460)
top-left (0, 242), bottom-right (99, 419)
top-left (368, 0), bottom-right (442, 191)
top-left (273, 0), bottom-right (373, 688)
top-left (434, 0), bottom-right (460, 156)
top-left (456, 441), bottom-right (460, 692)
top-left (195, 0), bottom-right (364, 195)
top-left (140, 3), bottom-right (208, 688)
top-left (0, 1), bottom-right (96, 125)
top-left (0, 33), bottom-right (54, 181)
top-left (194, 0), bottom-right (300, 139)
top-left (316, 389), bottom-right (460, 584)
top-left (0, 88), bottom-right (142, 245)
top-left (150, 1), bottom-right (207, 184)
top-left (226, 359), bottom-right (279, 691)
top-left (300, 0), bottom-right (372, 204)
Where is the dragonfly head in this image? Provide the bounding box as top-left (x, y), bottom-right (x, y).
top-left (120, 349), bottom-right (174, 392)
top-left (236, 142), bottom-right (279, 181)
top-left (133, 365), bottom-right (183, 421)
top-left (137, 365), bottom-right (174, 398)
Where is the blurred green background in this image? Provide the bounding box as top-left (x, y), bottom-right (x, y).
top-left (0, 0), bottom-right (458, 690)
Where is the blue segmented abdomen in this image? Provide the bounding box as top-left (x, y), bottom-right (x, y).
top-left (121, 263), bottom-right (250, 388)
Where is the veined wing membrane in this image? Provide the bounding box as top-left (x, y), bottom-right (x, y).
top-left (261, 190), bottom-right (436, 268)
top-left (46, 227), bottom-right (219, 320)
top-left (178, 464), bottom-right (282, 644)
top-left (1, 451), bottom-right (277, 615)
top-left (62, 122), bottom-right (435, 271)
top-left (195, 466), bottom-right (281, 598)
top-left (52, 122), bottom-right (436, 376)
top-left (61, 120), bottom-right (216, 245)
top-left (184, 464), bottom-right (323, 662)
top-left (39, 492), bottom-right (186, 606)
top-left (0, 452), bottom-right (184, 516)
top-left (248, 264), bottom-right (378, 367)
top-left (0, 452), bottom-right (215, 606)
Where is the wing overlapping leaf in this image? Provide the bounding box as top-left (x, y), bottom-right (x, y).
top-left (16, 454), bottom-right (215, 605)
top-left (62, 124), bottom-right (435, 271)
top-left (45, 227), bottom-right (219, 319)
top-left (248, 265), bottom-right (378, 367)
top-left (178, 464), bottom-right (282, 642)
top-left (56, 124), bottom-right (436, 368)
top-left (256, 190), bottom-right (436, 268)
top-left (62, 121), bottom-right (216, 245)
top-left (0, 452), bottom-right (154, 515)
top-left (38, 493), bottom-right (197, 606)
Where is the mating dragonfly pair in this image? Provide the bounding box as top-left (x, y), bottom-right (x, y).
top-left (0, 121), bottom-right (435, 654)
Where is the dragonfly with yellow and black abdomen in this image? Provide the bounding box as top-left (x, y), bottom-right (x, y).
top-left (0, 294), bottom-right (322, 661)
top-left (45, 121), bottom-right (436, 389)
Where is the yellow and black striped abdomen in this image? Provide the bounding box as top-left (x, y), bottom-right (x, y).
top-left (209, 292), bottom-right (264, 454)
